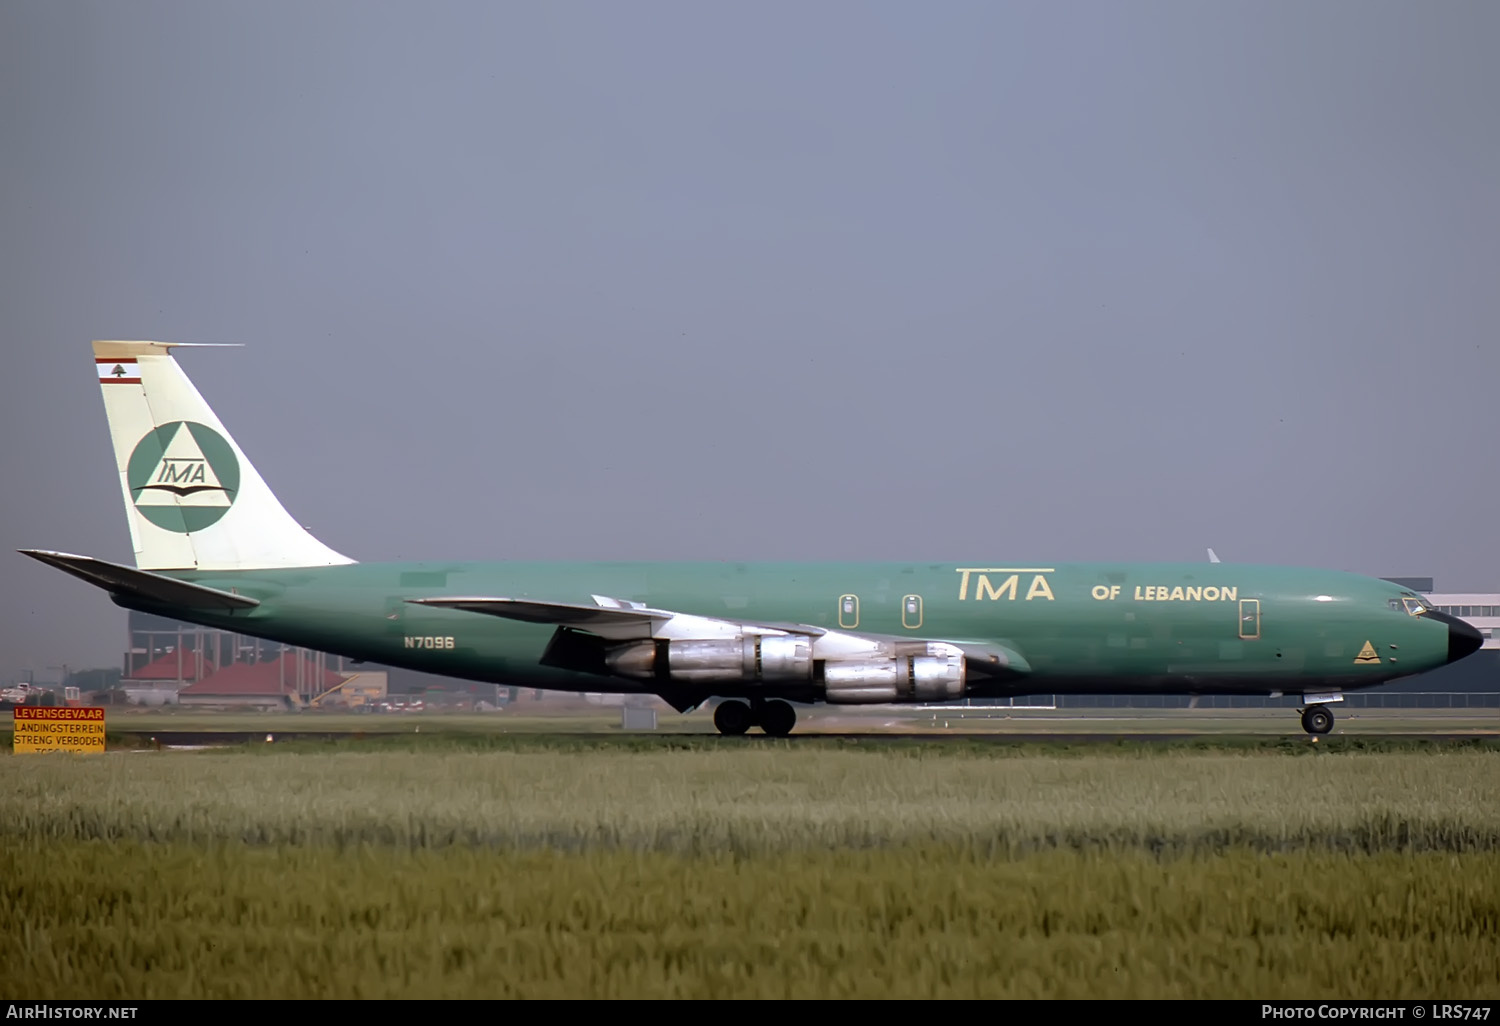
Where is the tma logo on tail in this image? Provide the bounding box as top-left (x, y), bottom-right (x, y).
top-left (127, 421), bottom-right (240, 533)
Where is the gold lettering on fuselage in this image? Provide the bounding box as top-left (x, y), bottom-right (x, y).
top-left (967, 570), bottom-right (1242, 603)
top-left (956, 568), bottom-right (1056, 601)
top-left (1129, 585), bottom-right (1238, 602)
top-left (979, 575), bottom-right (1017, 600)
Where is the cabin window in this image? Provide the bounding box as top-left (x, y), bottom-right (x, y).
top-left (902, 594), bottom-right (922, 630)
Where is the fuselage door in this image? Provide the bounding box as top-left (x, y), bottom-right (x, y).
top-left (1239, 599), bottom-right (1261, 640)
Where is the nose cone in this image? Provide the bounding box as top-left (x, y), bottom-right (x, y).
top-left (1425, 609), bottom-right (1484, 663)
top-left (1450, 617), bottom-right (1484, 662)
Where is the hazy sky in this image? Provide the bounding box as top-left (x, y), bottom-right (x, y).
top-left (3, 1), bottom-right (1497, 680)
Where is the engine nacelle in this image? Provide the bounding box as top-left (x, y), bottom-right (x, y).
top-left (605, 635), bottom-right (813, 683)
top-left (603, 631), bottom-right (967, 703)
top-left (822, 644), bottom-right (966, 704)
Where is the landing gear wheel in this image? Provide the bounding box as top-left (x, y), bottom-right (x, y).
top-left (1301, 705), bottom-right (1334, 735)
top-left (714, 700), bottom-right (752, 736)
top-left (759, 700), bottom-right (796, 737)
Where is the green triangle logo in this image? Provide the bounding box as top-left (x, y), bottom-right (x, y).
top-left (126, 422), bottom-right (240, 533)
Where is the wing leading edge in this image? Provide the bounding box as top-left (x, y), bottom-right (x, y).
top-left (406, 595), bottom-right (801, 641)
top-left (406, 593), bottom-right (1031, 680)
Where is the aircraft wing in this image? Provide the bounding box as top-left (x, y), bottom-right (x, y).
top-left (409, 597), bottom-right (663, 631)
top-left (405, 594), bottom-right (801, 641)
top-left (408, 593), bottom-right (1030, 677)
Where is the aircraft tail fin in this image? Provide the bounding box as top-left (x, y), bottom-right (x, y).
top-left (92, 341), bottom-right (356, 571)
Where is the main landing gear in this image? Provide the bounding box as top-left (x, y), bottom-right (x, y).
top-left (1300, 704), bottom-right (1334, 736)
top-left (713, 698), bottom-right (797, 737)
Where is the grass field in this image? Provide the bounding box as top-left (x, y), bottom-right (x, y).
top-left (5, 746), bottom-right (1500, 853)
top-left (3, 732), bottom-right (1498, 998)
top-left (7, 842), bottom-right (1497, 1000)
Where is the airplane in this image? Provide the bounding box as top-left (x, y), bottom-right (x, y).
top-left (18, 341), bottom-right (1484, 737)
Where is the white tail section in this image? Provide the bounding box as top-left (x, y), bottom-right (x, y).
top-left (93, 340), bottom-right (356, 571)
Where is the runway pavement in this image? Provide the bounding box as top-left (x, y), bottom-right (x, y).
top-left (105, 728), bottom-right (1497, 748)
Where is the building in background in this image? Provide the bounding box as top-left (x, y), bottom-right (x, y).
top-left (176, 650), bottom-right (350, 708)
top-left (117, 647), bottom-right (215, 705)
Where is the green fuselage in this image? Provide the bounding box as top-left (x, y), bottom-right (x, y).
top-left (119, 560), bottom-right (1463, 704)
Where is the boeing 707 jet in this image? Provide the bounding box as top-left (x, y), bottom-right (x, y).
top-left (19, 341), bottom-right (1484, 736)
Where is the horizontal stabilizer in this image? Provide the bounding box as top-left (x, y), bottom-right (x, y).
top-left (18, 549), bottom-right (260, 611)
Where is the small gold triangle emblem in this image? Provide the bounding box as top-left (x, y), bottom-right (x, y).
top-left (1354, 640), bottom-right (1380, 664)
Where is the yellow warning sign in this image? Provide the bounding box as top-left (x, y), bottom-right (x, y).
top-left (1353, 641), bottom-right (1381, 665)
top-left (12, 706), bottom-right (105, 753)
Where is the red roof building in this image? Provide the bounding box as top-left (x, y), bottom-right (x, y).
top-left (177, 653), bottom-right (348, 707)
top-left (122, 649), bottom-right (215, 684)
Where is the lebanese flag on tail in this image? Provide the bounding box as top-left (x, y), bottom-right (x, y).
top-left (97, 358), bottom-right (140, 384)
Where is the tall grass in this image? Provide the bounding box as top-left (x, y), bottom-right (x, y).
top-left (2, 749), bottom-right (1496, 855)
top-left (5, 746), bottom-right (1496, 999)
top-left (3, 840), bottom-right (1496, 999)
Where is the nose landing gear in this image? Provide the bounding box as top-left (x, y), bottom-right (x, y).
top-left (1300, 704), bottom-right (1334, 735)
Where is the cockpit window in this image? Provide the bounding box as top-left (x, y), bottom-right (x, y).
top-left (1401, 596), bottom-right (1427, 616)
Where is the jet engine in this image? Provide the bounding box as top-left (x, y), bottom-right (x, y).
top-left (604, 632), bottom-right (967, 702)
top-left (822, 645), bottom-right (965, 703)
top-left (605, 635), bottom-right (812, 683)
